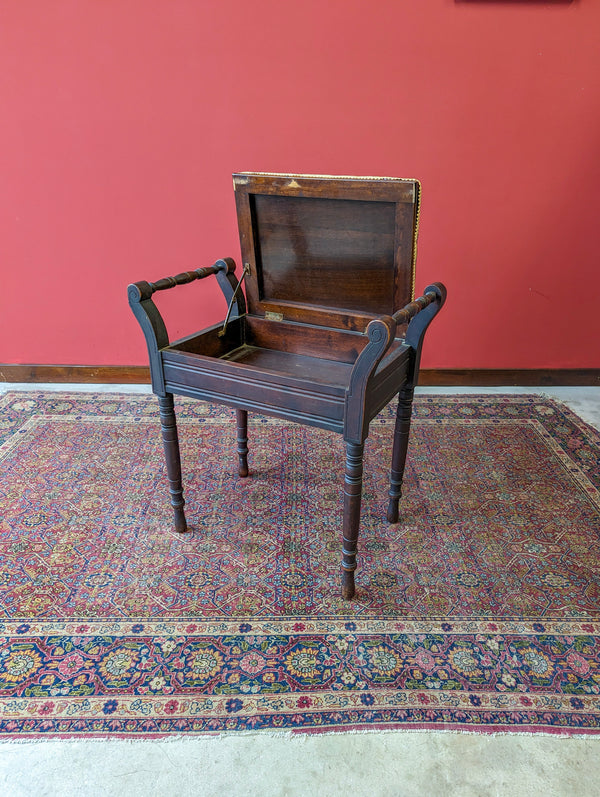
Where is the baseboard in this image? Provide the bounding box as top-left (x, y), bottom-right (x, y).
top-left (419, 369), bottom-right (600, 386)
top-left (0, 365), bottom-right (151, 383)
top-left (1, 364), bottom-right (600, 387)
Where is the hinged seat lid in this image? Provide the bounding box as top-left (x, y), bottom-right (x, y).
top-left (233, 172), bottom-right (420, 332)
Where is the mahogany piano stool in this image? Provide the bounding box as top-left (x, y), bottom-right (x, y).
top-left (128, 172), bottom-right (446, 600)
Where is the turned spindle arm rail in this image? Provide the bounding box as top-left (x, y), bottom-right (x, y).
top-left (129, 258), bottom-right (237, 302)
top-left (149, 264), bottom-right (223, 293)
top-left (391, 289), bottom-right (438, 328)
top-left (362, 282), bottom-right (446, 348)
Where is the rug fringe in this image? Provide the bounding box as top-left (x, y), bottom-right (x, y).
top-left (0, 727), bottom-right (593, 745)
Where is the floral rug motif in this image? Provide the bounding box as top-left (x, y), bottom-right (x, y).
top-left (0, 391), bottom-right (599, 737)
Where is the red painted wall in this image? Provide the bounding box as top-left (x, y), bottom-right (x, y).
top-left (2, 1), bottom-right (599, 369)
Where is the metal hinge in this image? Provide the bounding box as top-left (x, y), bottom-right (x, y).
top-left (265, 311), bottom-right (284, 322)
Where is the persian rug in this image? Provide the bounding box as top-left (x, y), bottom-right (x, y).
top-left (0, 391), bottom-right (599, 738)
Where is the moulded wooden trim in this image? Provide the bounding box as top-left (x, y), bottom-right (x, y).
top-left (1, 364), bottom-right (599, 386)
top-left (0, 365), bottom-right (151, 383)
top-left (418, 369), bottom-right (600, 387)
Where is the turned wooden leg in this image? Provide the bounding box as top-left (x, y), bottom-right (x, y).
top-left (386, 385), bottom-right (415, 523)
top-left (341, 441), bottom-right (364, 600)
top-left (157, 394), bottom-right (187, 533)
top-left (236, 409), bottom-right (249, 477)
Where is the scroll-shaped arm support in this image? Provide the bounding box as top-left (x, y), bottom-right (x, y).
top-left (345, 314), bottom-right (396, 443)
top-left (127, 258), bottom-right (244, 396)
top-left (344, 283), bottom-right (446, 443)
top-left (402, 282), bottom-right (447, 387)
top-left (374, 282), bottom-right (447, 388)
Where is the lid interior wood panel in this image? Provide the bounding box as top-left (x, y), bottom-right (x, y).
top-left (233, 173), bottom-right (418, 331)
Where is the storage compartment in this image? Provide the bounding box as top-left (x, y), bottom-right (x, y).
top-left (166, 312), bottom-right (412, 388)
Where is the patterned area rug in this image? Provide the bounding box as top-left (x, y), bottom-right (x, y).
top-left (0, 391), bottom-right (599, 737)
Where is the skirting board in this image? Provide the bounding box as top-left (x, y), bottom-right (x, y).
top-left (1, 365), bottom-right (600, 386)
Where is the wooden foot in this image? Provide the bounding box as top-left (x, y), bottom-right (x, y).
top-left (236, 409), bottom-right (249, 477)
top-left (173, 508), bottom-right (187, 534)
top-left (341, 569), bottom-right (356, 601)
top-left (158, 394), bottom-right (188, 533)
top-left (386, 501), bottom-right (399, 525)
top-left (341, 441), bottom-right (364, 600)
top-left (387, 386), bottom-right (414, 524)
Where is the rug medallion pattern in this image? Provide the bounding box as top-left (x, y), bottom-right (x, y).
top-left (0, 392), bottom-right (599, 736)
